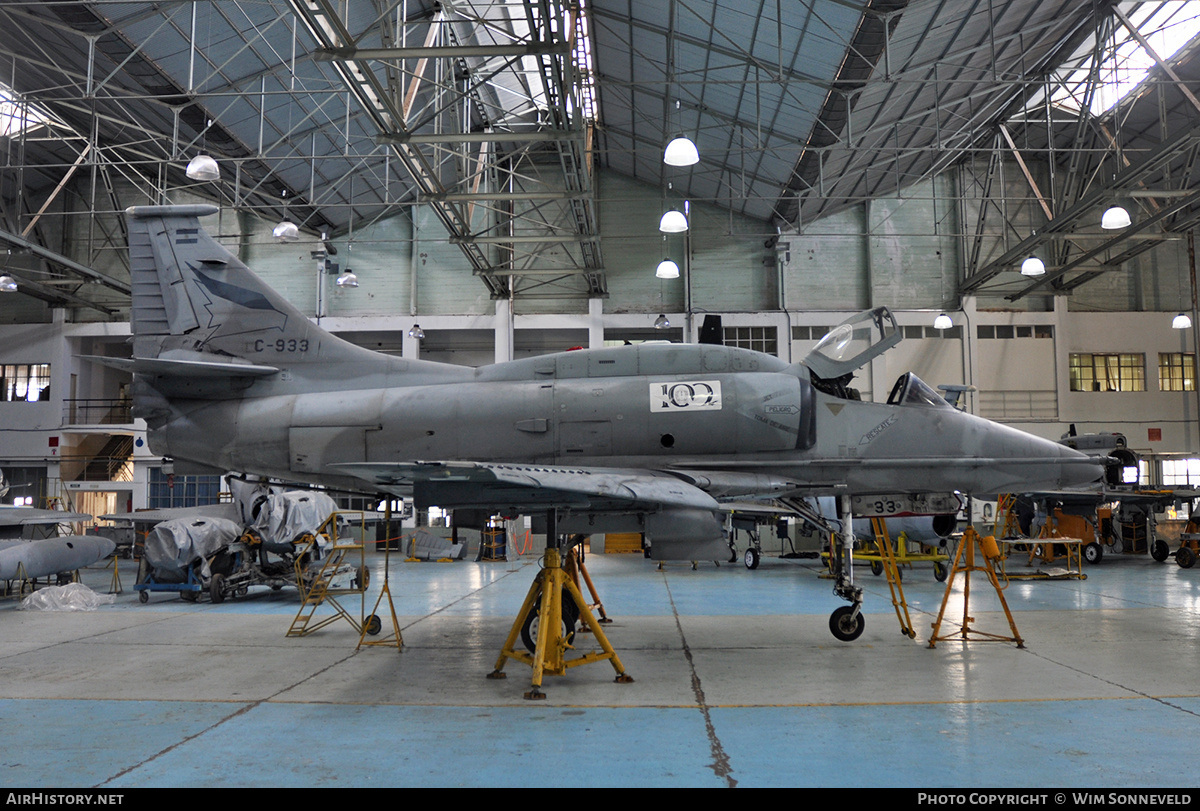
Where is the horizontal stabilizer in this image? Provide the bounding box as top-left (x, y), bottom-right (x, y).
top-left (80, 355), bottom-right (279, 378)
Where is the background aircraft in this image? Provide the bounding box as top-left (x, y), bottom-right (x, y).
top-left (0, 470), bottom-right (90, 540)
top-left (84, 205), bottom-right (1106, 639)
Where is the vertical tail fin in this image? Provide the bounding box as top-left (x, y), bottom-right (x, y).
top-left (125, 205), bottom-right (374, 367)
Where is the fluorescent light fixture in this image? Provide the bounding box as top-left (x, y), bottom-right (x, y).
top-left (1101, 205), bottom-right (1131, 230)
top-left (654, 313), bottom-right (670, 329)
top-left (1020, 255), bottom-right (1046, 276)
top-left (185, 154), bottom-right (219, 181)
top-left (1173, 313), bottom-right (1192, 329)
top-left (663, 135), bottom-right (699, 167)
top-left (0, 274), bottom-right (16, 293)
top-left (272, 220), bottom-right (300, 243)
top-left (933, 313), bottom-right (953, 330)
top-left (659, 209), bottom-right (689, 233)
top-left (335, 270), bottom-right (359, 288)
top-left (655, 259), bottom-right (680, 279)
top-left (408, 323), bottom-right (425, 340)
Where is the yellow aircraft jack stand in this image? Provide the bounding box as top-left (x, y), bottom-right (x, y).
top-left (566, 545), bottom-right (611, 628)
top-left (357, 541), bottom-right (402, 652)
top-left (929, 526), bottom-right (1024, 649)
top-left (870, 518), bottom-right (915, 639)
top-left (488, 544), bottom-right (633, 700)
top-left (108, 555), bottom-right (123, 595)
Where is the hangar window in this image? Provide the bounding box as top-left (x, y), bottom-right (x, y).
top-left (1, 364), bottom-right (50, 402)
top-left (791, 326), bottom-right (829, 341)
top-left (1158, 353), bottom-right (1196, 391)
top-left (1162, 458), bottom-right (1200, 487)
top-left (1069, 353), bottom-right (1145, 392)
top-left (723, 326), bottom-right (777, 356)
top-left (148, 468), bottom-right (223, 510)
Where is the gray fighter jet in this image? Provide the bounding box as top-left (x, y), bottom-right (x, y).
top-left (87, 205), bottom-right (1106, 639)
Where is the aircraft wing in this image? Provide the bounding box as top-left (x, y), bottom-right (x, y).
top-left (99, 502), bottom-right (242, 526)
top-left (334, 461), bottom-right (722, 513)
top-left (0, 507), bottom-right (90, 527)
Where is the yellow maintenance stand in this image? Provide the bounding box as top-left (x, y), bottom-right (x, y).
top-left (488, 518), bottom-right (632, 700)
top-left (929, 526), bottom-right (1023, 648)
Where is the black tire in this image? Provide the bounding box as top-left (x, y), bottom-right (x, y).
top-left (829, 605), bottom-right (865, 642)
top-left (138, 590), bottom-right (149, 604)
top-left (1151, 540), bottom-right (1170, 562)
top-left (353, 565), bottom-right (370, 591)
top-left (520, 591), bottom-right (579, 654)
top-left (1084, 542), bottom-right (1103, 565)
top-left (209, 573), bottom-right (226, 604)
top-left (934, 561), bottom-right (949, 582)
top-left (365, 614), bottom-right (382, 636)
top-left (744, 547), bottom-right (760, 570)
top-left (1178, 546), bottom-right (1196, 569)
top-left (870, 559), bottom-right (883, 577)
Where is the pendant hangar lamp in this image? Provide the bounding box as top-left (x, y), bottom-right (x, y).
top-left (663, 135), bottom-right (699, 167)
top-left (655, 259), bottom-right (680, 279)
top-left (185, 154), bottom-right (219, 182)
top-left (185, 119), bottom-right (219, 181)
top-left (1101, 204), bottom-right (1132, 229)
top-left (659, 209), bottom-right (688, 233)
top-left (0, 275), bottom-right (16, 293)
top-left (1020, 255), bottom-right (1046, 276)
top-left (933, 313), bottom-right (953, 330)
top-left (274, 190), bottom-right (300, 243)
top-left (1172, 313), bottom-right (1192, 329)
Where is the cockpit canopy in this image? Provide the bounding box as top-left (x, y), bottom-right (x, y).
top-left (803, 307), bottom-right (901, 380)
top-left (887, 372), bottom-right (952, 409)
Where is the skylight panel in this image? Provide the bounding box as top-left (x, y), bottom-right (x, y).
top-left (0, 84), bottom-right (52, 137)
top-left (1050, 1), bottom-right (1200, 117)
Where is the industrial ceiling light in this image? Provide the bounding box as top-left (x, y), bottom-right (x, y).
top-left (1172, 312), bottom-right (1192, 329)
top-left (933, 312), bottom-right (953, 330)
top-left (663, 134), bottom-right (699, 167)
top-left (335, 269), bottom-right (359, 288)
top-left (408, 323), bottom-right (425, 340)
top-left (272, 220), bottom-right (300, 243)
top-left (1101, 204), bottom-right (1132, 230)
top-left (0, 275), bottom-right (16, 293)
top-left (1020, 255), bottom-right (1046, 276)
top-left (655, 259), bottom-right (680, 279)
top-left (658, 209), bottom-right (688, 233)
top-left (185, 154), bottom-right (219, 182)
top-left (654, 313), bottom-right (670, 329)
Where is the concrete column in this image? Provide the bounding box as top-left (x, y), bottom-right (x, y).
top-left (963, 295), bottom-right (979, 415)
top-left (495, 298), bottom-right (513, 363)
top-left (588, 298), bottom-right (604, 349)
top-left (402, 328), bottom-right (420, 360)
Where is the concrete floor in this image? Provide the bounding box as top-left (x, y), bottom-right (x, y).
top-left (1, 539), bottom-right (1198, 788)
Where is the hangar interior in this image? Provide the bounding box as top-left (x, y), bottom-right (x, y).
top-left (2, 0), bottom-right (1200, 789)
top-left (3, 0), bottom-right (1200, 514)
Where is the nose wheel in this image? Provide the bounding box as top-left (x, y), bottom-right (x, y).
top-left (829, 605), bottom-right (865, 641)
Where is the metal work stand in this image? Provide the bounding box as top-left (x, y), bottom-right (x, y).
top-left (488, 513), bottom-right (632, 700)
top-left (869, 517), bottom-right (915, 639)
top-left (929, 526), bottom-right (1024, 648)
